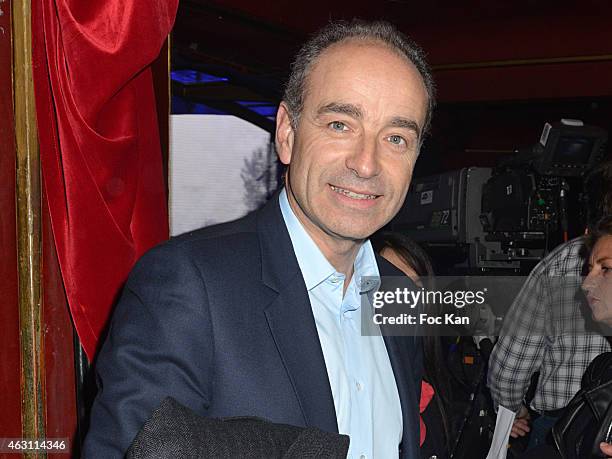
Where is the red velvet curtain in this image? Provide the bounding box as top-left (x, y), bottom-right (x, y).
top-left (32, 0), bottom-right (178, 360)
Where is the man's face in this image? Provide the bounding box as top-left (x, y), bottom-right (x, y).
top-left (276, 40), bottom-right (428, 244)
top-left (583, 235), bottom-right (612, 326)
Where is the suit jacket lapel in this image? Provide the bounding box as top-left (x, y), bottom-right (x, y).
top-left (381, 333), bottom-right (421, 459)
top-left (378, 255), bottom-right (423, 459)
top-left (264, 277), bottom-right (338, 433)
top-left (256, 194), bottom-right (338, 433)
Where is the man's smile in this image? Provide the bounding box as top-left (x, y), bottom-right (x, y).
top-left (329, 184), bottom-right (381, 200)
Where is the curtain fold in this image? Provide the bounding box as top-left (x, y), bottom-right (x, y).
top-left (32, 0), bottom-right (178, 360)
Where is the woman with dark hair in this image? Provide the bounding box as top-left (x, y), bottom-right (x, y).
top-left (372, 232), bottom-right (434, 283)
top-left (372, 231), bottom-right (452, 459)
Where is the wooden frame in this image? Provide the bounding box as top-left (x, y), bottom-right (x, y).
top-left (12, 0), bottom-right (46, 448)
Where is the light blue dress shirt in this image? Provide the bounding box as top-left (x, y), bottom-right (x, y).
top-left (279, 189), bottom-right (403, 459)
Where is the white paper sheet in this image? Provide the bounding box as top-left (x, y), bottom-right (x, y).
top-left (486, 405), bottom-right (516, 459)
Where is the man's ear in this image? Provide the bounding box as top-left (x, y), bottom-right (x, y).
top-left (275, 102), bottom-right (295, 165)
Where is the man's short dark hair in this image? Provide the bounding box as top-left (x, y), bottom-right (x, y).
top-left (283, 19), bottom-right (436, 139)
top-left (584, 160), bottom-right (612, 231)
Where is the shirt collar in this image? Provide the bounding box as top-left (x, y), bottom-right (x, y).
top-left (279, 188), bottom-right (380, 292)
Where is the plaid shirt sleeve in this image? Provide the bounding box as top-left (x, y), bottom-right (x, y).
top-left (487, 261), bottom-right (550, 412)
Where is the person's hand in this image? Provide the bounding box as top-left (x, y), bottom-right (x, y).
top-left (600, 441), bottom-right (612, 458)
top-left (510, 405), bottom-right (531, 438)
top-left (510, 418), bottom-right (530, 438)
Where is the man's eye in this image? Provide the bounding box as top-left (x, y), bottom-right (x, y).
top-left (387, 135), bottom-right (406, 146)
top-left (329, 121), bottom-right (348, 132)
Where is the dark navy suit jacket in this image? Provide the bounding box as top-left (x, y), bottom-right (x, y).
top-left (83, 193), bottom-right (422, 458)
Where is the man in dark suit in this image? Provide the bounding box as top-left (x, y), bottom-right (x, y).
top-left (84, 19), bottom-right (435, 458)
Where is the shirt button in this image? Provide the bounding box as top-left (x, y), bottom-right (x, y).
top-left (360, 455), bottom-right (366, 459)
top-left (330, 277), bottom-right (339, 284)
top-left (356, 381), bottom-right (363, 391)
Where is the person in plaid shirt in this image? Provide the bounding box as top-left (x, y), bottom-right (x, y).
top-left (487, 160), bottom-right (612, 450)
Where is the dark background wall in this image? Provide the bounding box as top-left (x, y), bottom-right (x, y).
top-left (171, 0), bottom-right (612, 178)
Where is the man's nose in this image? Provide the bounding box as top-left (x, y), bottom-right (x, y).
top-left (345, 134), bottom-right (381, 179)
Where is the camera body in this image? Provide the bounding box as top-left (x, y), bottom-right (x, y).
top-left (393, 120), bottom-right (607, 274)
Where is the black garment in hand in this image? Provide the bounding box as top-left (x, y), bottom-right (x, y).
top-left (127, 397), bottom-right (350, 459)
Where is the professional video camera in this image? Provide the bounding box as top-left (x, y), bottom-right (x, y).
top-left (480, 119), bottom-right (606, 253)
top-left (392, 120), bottom-right (607, 273)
